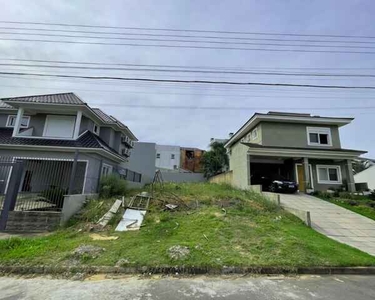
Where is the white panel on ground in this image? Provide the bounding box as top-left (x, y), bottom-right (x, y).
top-left (115, 209), bottom-right (147, 231)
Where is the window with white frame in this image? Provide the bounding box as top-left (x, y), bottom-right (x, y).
top-left (6, 115), bottom-right (30, 128)
top-left (101, 164), bottom-right (113, 177)
top-left (307, 127), bottom-right (332, 146)
top-left (317, 165), bottom-right (341, 184)
top-left (93, 123), bottom-right (100, 135)
top-left (251, 127), bottom-right (258, 140)
top-left (171, 154), bottom-right (175, 159)
top-left (156, 153), bottom-right (161, 159)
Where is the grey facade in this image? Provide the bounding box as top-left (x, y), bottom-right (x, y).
top-left (225, 112), bottom-right (366, 193)
top-left (0, 92), bottom-right (140, 196)
top-left (124, 142), bottom-right (156, 185)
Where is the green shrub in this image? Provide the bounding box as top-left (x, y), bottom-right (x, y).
top-left (39, 186), bottom-right (67, 208)
top-left (338, 192), bottom-right (354, 200)
top-left (99, 174), bottom-right (127, 198)
top-left (316, 191), bottom-right (333, 199)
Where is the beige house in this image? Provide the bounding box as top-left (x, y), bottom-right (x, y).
top-left (224, 112), bottom-right (366, 192)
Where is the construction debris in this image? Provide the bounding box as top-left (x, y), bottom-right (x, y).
top-left (165, 204), bottom-right (178, 210)
top-left (97, 199), bottom-right (122, 227)
top-left (115, 209), bottom-right (147, 231)
top-left (128, 192), bottom-right (151, 210)
top-left (89, 233), bottom-right (119, 241)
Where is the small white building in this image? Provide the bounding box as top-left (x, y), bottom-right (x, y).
top-left (155, 144), bottom-right (181, 171)
top-left (354, 165), bottom-right (375, 190)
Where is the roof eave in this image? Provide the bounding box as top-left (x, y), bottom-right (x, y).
top-left (225, 114), bottom-right (354, 148)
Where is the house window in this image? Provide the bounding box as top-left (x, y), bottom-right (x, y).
top-left (307, 127), bottom-right (332, 146)
top-left (43, 115), bottom-right (75, 138)
top-left (251, 127), bottom-right (258, 140)
top-left (93, 123), bottom-right (100, 135)
top-left (6, 115), bottom-right (30, 128)
top-left (171, 154), bottom-right (175, 159)
top-left (173, 165), bottom-right (178, 170)
top-left (101, 164), bottom-right (113, 177)
top-left (317, 165), bottom-right (341, 184)
top-left (156, 153), bottom-right (161, 159)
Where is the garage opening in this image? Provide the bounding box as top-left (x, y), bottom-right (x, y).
top-left (250, 157), bottom-right (295, 191)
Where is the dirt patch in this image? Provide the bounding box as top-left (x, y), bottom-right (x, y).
top-left (168, 245), bottom-right (190, 261)
top-left (73, 245), bottom-right (105, 259)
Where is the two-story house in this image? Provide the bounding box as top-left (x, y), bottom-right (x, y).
top-left (0, 92), bottom-right (138, 197)
top-left (225, 112), bottom-right (366, 192)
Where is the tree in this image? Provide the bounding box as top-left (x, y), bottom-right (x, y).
top-left (201, 142), bottom-right (229, 178)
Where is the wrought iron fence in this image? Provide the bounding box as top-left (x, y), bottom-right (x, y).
top-left (0, 157), bottom-right (87, 212)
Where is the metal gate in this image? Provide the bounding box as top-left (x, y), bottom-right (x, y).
top-left (0, 160), bottom-right (24, 230)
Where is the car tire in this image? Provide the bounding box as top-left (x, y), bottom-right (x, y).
top-left (269, 185), bottom-right (276, 192)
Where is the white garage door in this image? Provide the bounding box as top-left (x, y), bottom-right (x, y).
top-left (43, 115), bottom-right (76, 138)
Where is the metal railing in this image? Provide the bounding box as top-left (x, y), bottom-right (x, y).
top-left (0, 157), bottom-right (88, 212)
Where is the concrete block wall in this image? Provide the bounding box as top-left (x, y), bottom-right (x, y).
top-left (228, 142), bottom-right (250, 189)
top-left (5, 211), bottom-right (62, 232)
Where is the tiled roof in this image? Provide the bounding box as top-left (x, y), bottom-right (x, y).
top-left (92, 108), bottom-right (114, 123)
top-left (0, 100), bottom-right (15, 109)
top-left (0, 92), bottom-right (85, 105)
top-left (0, 128), bottom-right (123, 159)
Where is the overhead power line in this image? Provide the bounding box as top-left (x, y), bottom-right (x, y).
top-left (78, 103), bottom-right (375, 111)
top-left (2, 83), bottom-right (375, 99)
top-left (2, 26), bottom-right (375, 44)
top-left (2, 37), bottom-right (375, 54)
top-left (2, 31), bottom-right (375, 49)
top-left (1, 58), bottom-right (375, 71)
top-left (2, 63), bottom-right (375, 78)
top-left (1, 20), bottom-right (375, 39)
top-left (1, 71), bottom-right (375, 89)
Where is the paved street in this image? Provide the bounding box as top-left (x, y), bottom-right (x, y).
top-left (279, 193), bottom-right (375, 256)
top-left (0, 275), bottom-right (374, 300)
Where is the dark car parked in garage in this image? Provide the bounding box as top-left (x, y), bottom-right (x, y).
top-left (251, 173), bottom-right (298, 193)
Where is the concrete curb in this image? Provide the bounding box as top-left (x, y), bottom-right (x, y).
top-left (1, 265), bottom-right (375, 276)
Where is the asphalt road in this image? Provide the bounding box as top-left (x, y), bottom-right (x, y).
top-left (0, 275), bottom-right (374, 299)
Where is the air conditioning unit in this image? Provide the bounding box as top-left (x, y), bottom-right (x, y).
top-left (121, 148), bottom-right (131, 157)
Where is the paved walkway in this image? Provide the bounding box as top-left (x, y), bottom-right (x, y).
top-left (279, 193), bottom-right (375, 256)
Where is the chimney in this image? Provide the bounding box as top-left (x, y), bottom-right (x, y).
top-left (229, 132), bottom-right (234, 138)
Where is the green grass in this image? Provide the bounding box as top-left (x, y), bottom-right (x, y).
top-left (316, 194), bottom-right (375, 221)
top-left (0, 183), bottom-right (374, 268)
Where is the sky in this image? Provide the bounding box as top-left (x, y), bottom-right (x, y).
top-left (0, 0), bottom-right (374, 157)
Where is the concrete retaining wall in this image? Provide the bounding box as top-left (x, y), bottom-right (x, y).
top-left (61, 193), bottom-right (98, 224)
top-left (261, 192), bottom-right (311, 227)
top-left (161, 172), bottom-right (205, 183)
top-left (5, 211), bottom-right (62, 232)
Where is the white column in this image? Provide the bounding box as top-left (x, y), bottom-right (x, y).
top-left (12, 107), bottom-right (24, 137)
top-left (303, 157), bottom-right (310, 192)
top-left (346, 159), bottom-right (356, 192)
top-left (73, 110), bottom-right (82, 139)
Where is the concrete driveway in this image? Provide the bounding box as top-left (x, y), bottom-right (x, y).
top-left (279, 193), bottom-right (375, 256)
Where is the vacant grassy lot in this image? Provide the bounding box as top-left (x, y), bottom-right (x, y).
top-left (0, 183), bottom-right (374, 269)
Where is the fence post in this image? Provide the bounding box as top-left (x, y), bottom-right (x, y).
top-left (68, 150), bottom-right (79, 195)
top-left (306, 211), bottom-right (312, 227)
top-left (0, 161), bottom-right (24, 230)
